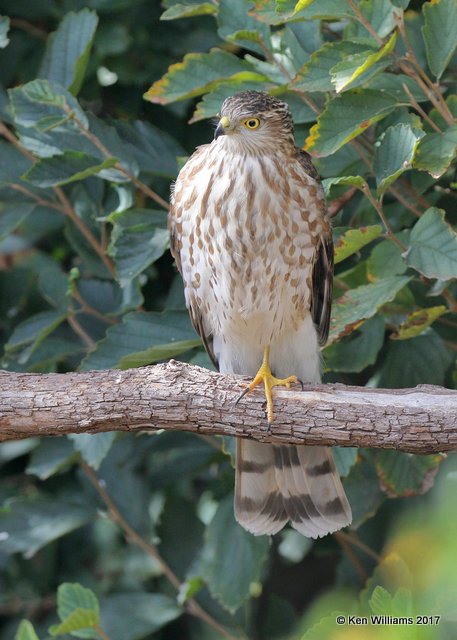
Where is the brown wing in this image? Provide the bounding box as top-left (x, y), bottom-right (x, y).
top-left (297, 150), bottom-right (333, 346)
top-left (168, 209), bottom-right (219, 370)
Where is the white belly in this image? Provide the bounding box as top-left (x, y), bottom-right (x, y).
top-left (172, 143), bottom-right (325, 351)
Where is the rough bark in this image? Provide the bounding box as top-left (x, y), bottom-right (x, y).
top-left (0, 360), bottom-right (456, 453)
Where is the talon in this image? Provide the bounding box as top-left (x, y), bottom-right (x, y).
top-left (235, 346), bottom-right (298, 423)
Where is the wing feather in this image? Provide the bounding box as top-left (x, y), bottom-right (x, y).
top-left (297, 150), bottom-right (333, 346)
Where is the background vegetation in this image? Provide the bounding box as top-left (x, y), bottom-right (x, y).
top-left (0, 0), bottom-right (456, 638)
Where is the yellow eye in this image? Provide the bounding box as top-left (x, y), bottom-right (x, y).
top-left (243, 118), bottom-right (260, 130)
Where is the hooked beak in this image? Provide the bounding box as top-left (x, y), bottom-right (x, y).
top-left (214, 116), bottom-right (230, 139)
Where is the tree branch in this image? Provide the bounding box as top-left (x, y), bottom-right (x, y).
top-left (1, 361), bottom-right (456, 453)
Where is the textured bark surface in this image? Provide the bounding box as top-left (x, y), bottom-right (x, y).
top-left (1, 360), bottom-right (456, 453)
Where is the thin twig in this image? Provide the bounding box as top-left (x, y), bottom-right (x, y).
top-left (336, 531), bottom-right (382, 563)
top-left (401, 82), bottom-right (442, 133)
top-left (360, 183), bottom-right (407, 251)
top-left (10, 17), bottom-right (48, 40)
top-left (67, 314), bottom-right (96, 349)
top-left (81, 462), bottom-right (239, 640)
top-left (66, 111), bottom-right (170, 211)
top-left (348, 0), bottom-right (383, 45)
top-left (93, 625), bottom-right (112, 640)
top-left (334, 532), bottom-right (368, 582)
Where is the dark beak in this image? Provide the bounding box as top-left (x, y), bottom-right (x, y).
top-left (214, 121), bottom-right (226, 139)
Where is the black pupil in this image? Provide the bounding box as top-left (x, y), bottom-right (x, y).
top-left (248, 120), bottom-right (256, 127)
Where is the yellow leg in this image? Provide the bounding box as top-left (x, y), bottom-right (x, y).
top-left (237, 346), bottom-right (298, 423)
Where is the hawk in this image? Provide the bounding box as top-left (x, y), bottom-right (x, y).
top-left (169, 91), bottom-right (352, 537)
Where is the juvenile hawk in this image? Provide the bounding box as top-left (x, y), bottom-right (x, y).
top-left (169, 91), bottom-right (352, 537)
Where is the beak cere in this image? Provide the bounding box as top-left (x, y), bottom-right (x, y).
top-left (215, 116), bottom-right (230, 139)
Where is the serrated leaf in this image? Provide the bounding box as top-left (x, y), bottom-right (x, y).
top-left (26, 438), bottom-right (77, 480)
top-left (68, 433), bottom-right (116, 470)
top-left (0, 202), bottom-right (35, 240)
top-left (304, 90), bottom-right (397, 157)
top-left (377, 328), bottom-right (453, 387)
top-left (367, 232), bottom-right (409, 280)
top-left (343, 456), bottom-right (385, 528)
top-left (293, 41), bottom-right (368, 92)
top-left (202, 495), bottom-right (270, 612)
top-left (14, 620), bottom-right (40, 640)
top-left (374, 450), bottom-right (442, 497)
top-left (49, 608), bottom-right (99, 636)
top-left (144, 50), bottom-right (265, 104)
top-left (0, 15), bottom-right (10, 48)
top-left (160, 3), bottom-right (217, 20)
top-left (191, 80), bottom-right (271, 122)
top-left (328, 276), bottom-right (411, 344)
top-left (218, 0), bottom-right (271, 55)
top-left (422, 0), bottom-right (457, 79)
top-left (331, 32), bottom-right (397, 93)
top-left (334, 225), bottom-right (382, 263)
top-left (80, 311), bottom-right (201, 371)
top-left (99, 593), bottom-right (181, 640)
top-left (0, 496), bottom-right (93, 557)
top-left (333, 447), bottom-right (358, 477)
top-left (38, 9), bottom-right (98, 94)
top-left (9, 79), bottom-right (88, 131)
top-left (4, 309), bottom-right (67, 364)
top-left (108, 209), bottom-right (169, 286)
top-left (406, 207), bottom-right (457, 280)
top-left (374, 123), bottom-right (424, 194)
top-left (324, 315), bottom-right (385, 372)
top-left (392, 305), bottom-right (447, 340)
top-left (22, 152), bottom-right (118, 188)
top-left (413, 125), bottom-right (457, 179)
top-left (322, 175), bottom-right (365, 195)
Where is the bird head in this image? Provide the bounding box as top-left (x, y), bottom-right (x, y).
top-left (214, 91), bottom-right (295, 153)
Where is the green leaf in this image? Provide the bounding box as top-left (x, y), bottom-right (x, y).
top-left (377, 329), bottom-right (454, 387)
top-left (328, 276), bottom-right (411, 344)
top-left (331, 32), bottom-right (397, 93)
top-left (343, 455), bottom-right (385, 528)
top-left (406, 207), bottom-right (457, 280)
top-left (49, 609), bottom-right (100, 636)
top-left (367, 232), bottom-right (409, 280)
top-left (349, 0), bottom-right (398, 38)
top-left (14, 620), bottom-right (40, 640)
top-left (22, 152), bottom-right (118, 188)
top-left (392, 305), bottom-right (447, 340)
top-left (374, 123), bottom-right (424, 195)
top-left (0, 202), bottom-right (35, 240)
top-left (422, 0), bottom-right (457, 78)
top-left (4, 309), bottom-right (67, 364)
top-left (99, 594), bottom-right (181, 640)
top-left (68, 432), bottom-right (116, 470)
top-left (38, 9), bottom-right (99, 94)
top-left (334, 225), bottom-right (382, 263)
top-left (374, 450), bottom-right (443, 497)
top-left (80, 311), bottom-right (201, 371)
top-left (202, 494), bottom-right (270, 612)
top-left (110, 119), bottom-right (184, 178)
top-left (26, 438), bottom-right (77, 480)
top-left (293, 41), bottom-right (368, 92)
top-left (333, 447), bottom-right (358, 477)
top-left (0, 15), bottom-right (10, 48)
top-left (218, 0), bottom-right (271, 55)
top-left (305, 90), bottom-right (397, 157)
top-left (108, 209), bottom-right (169, 286)
top-left (413, 125), bottom-right (457, 179)
top-left (322, 175), bottom-right (365, 195)
top-left (10, 80), bottom-right (88, 131)
top-left (191, 79), bottom-right (269, 122)
top-left (324, 315), bottom-right (385, 372)
top-left (0, 495), bottom-right (93, 556)
top-left (161, 3), bottom-right (217, 20)
top-left (144, 50), bottom-right (265, 104)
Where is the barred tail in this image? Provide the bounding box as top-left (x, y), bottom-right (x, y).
top-left (235, 440), bottom-right (352, 538)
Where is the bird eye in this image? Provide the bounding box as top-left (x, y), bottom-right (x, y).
top-left (243, 118), bottom-right (260, 130)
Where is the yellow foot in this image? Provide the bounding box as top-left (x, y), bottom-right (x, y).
top-left (236, 346), bottom-right (298, 423)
